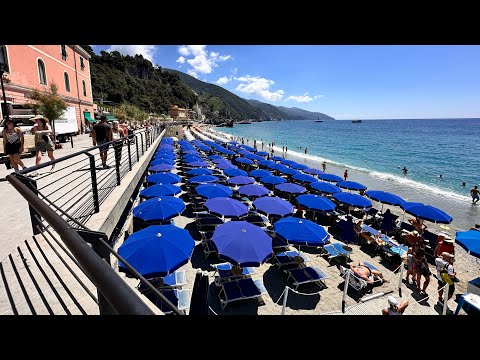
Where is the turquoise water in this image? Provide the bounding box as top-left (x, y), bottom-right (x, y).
top-left (214, 119), bottom-right (480, 230)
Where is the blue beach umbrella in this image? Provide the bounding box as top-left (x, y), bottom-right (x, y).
top-left (216, 162), bottom-right (238, 170)
top-left (186, 161), bottom-right (209, 168)
top-left (238, 184), bottom-right (270, 197)
top-left (278, 166), bottom-right (301, 176)
top-left (118, 225), bottom-right (194, 278)
top-left (455, 230), bottom-right (480, 258)
top-left (240, 145), bottom-right (256, 152)
top-left (140, 184), bottom-right (181, 198)
top-left (271, 156), bottom-right (284, 161)
top-left (293, 173), bottom-right (318, 183)
top-left (274, 217), bottom-right (330, 246)
top-left (205, 197), bottom-right (248, 218)
top-left (133, 196), bottom-right (185, 221)
top-left (317, 173), bottom-right (343, 182)
top-left (260, 175), bottom-right (287, 185)
top-left (235, 157), bottom-right (254, 165)
top-left (182, 150), bottom-right (199, 155)
top-left (211, 221), bottom-right (273, 267)
top-left (267, 162), bottom-right (285, 171)
top-left (258, 160), bottom-right (276, 168)
top-left (151, 158), bottom-right (175, 166)
top-left (196, 183), bottom-right (233, 199)
top-left (244, 153), bottom-right (264, 161)
top-left (310, 181), bottom-right (342, 194)
top-left (187, 168), bottom-right (213, 176)
top-left (212, 157), bottom-right (229, 164)
top-left (224, 168), bottom-right (248, 177)
top-left (290, 163), bottom-right (309, 170)
top-left (227, 176), bottom-right (255, 185)
top-left (400, 202), bottom-right (452, 224)
top-left (256, 151), bottom-right (268, 156)
top-left (188, 175), bottom-right (219, 184)
top-left (149, 164), bottom-right (174, 172)
top-left (303, 168), bottom-right (324, 175)
top-left (253, 196), bottom-right (294, 217)
top-left (281, 159), bottom-right (296, 165)
top-left (365, 190), bottom-right (405, 206)
top-left (208, 155), bottom-right (224, 160)
top-left (333, 192), bottom-right (372, 209)
top-left (146, 172), bottom-right (181, 184)
top-left (297, 194), bottom-right (336, 212)
top-left (250, 169), bottom-right (272, 178)
top-left (275, 182), bottom-right (307, 194)
top-left (154, 153), bottom-right (175, 160)
top-left (337, 180), bottom-right (367, 191)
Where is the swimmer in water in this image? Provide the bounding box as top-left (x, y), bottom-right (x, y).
top-left (402, 166), bottom-right (408, 174)
top-left (461, 182), bottom-right (466, 187)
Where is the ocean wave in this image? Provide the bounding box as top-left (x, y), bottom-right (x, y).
top-left (211, 128), bottom-right (470, 203)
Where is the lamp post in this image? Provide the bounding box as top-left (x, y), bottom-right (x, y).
top-left (0, 45), bottom-right (9, 120)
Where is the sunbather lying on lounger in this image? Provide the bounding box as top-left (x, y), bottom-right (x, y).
top-left (350, 261), bottom-right (388, 284)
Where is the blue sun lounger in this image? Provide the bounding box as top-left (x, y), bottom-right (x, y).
top-left (137, 270), bottom-right (187, 291)
top-left (141, 287), bottom-right (191, 314)
top-left (274, 250), bottom-right (310, 268)
top-left (212, 262), bottom-right (257, 285)
top-left (284, 266), bottom-right (328, 290)
top-left (218, 278), bottom-right (268, 309)
top-left (339, 261), bottom-right (383, 293)
top-left (322, 243), bottom-right (352, 263)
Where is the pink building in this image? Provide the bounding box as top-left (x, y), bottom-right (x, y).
top-left (0, 45), bottom-right (94, 131)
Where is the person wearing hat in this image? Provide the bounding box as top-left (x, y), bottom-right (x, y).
top-left (435, 252), bottom-right (456, 303)
top-left (30, 115), bottom-right (55, 170)
top-left (382, 296), bottom-right (409, 315)
top-left (2, 118), bottom-right (27, 172)
top-left (434, 233), bottom-right (454, 257)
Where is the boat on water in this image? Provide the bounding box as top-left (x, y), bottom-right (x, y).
top-left (352, 119), bottom-right (362, 123)
top-left (315, 120), bottom-right (323, 123)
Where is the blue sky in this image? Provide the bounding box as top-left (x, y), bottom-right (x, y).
top-left (92, 45), bottom-right (480, 120)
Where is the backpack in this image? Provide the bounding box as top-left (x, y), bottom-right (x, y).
top-left (440, 263), bottom-right (454, 285)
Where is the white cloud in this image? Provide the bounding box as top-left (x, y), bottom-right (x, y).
top-left (177, 45), bottom-right (231, 78)
top-left (106, 45), bottom-right (156, 62)
top-left (216, 76), bottom-right (230, 85)
top-left (187, 69), bottom-right (199, 78)
top-left (234, 76), bottom-right (284, 102)
top-left (286, 93), bottom-right (325, 103)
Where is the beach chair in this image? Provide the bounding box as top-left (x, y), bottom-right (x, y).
top-left (218, 278), bottom-right (268, 309)
top-left (274, 250), bottom-right (310, 268)
top-left (202, 239), bottom-right (218, 258)
top-left (322, 242), bottom-right (352, 264)
top-left (212, 262), bottom-right (257, 285)
top-left (272, 236), bottom-right (289, 252)
top-left (339, 262), bottom-right (383, 293)
top-left (137, 270), bottom-right (187, 292)
top-left (238, 213), bottom-right (267, 227)
top-left (284, 266), bottom-right (328, 290)
top-left (398, 221), bottom-right (416, 232)
top-left (146, 288), bottom-right (191, 314)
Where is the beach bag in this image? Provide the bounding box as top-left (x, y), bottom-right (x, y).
top-left (440, 264), bottom-right (454, 285)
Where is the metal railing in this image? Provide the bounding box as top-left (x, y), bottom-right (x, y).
top-left (16, 126), bottom-right (164, 233)
top-left (5, 125), bottom-right (185, 315)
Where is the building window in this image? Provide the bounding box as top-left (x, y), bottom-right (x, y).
top-left (82, 80), bottom-right (87, 96)
top-left (80, 56), bottom-right (85, 70)
top-left (0, 45), bottom-right (9, 73)
top-left (38, 59), bottom-right (47, 85)
top-left (61, 45), bottom-right (68, 60)
top-left (64, 72), bottom-right (70, 92)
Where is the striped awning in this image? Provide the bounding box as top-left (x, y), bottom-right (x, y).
top-left (84, 111), bottom-right (94, 123)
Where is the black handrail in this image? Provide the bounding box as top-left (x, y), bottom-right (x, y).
top-left (6, 173), bottom-right (155, 315)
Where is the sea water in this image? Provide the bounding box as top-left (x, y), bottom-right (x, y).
top-left (215, 119), bottom-right (480, 231)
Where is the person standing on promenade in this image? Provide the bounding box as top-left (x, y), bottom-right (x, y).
top-left (322, 161), bottom-right (326, 172)
top-left (31, 115), bottom-right (55, 170)
top-left (470, 186), bottom-right (479, 205)
top-left (2, 119), bottom-right (26, 172)
top-left (344, 169), bottom-right (348, 180)
top-left (111, 121), bottom-right (125, 166)
top-left (92, 115), bottom-right (112, 168)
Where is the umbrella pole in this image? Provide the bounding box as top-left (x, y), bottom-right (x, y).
top-left (282, 286), bottom-right (289, 315)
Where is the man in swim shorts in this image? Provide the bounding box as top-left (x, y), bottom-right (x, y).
top-left (471, 186), bottom-right (479, 205)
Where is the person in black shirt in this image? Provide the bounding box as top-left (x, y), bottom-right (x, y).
top-left (92, 116), bottom-right (112, 168)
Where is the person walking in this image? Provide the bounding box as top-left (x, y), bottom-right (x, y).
top-left (2, 118), bottom-right (26, 172)
top-left (471, 186), bottom-right (479, 205)
top-left (435, 252), bottom-right (456, 303)
top-left (31, 115), bottom-right (55, 171)
top-left (344, 169), bottom-right (349, 180)
top-left (322, 161), bottom-right (326, 172)
top-left (92, 115), bottom-right (112, 168)
top-left (111, 121), bottom-right (125, 167)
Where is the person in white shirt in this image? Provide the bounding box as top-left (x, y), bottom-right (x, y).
top-left (435, 252), bottom-right (456, 302)
top-left (382, 296), bottom-right (409, 315)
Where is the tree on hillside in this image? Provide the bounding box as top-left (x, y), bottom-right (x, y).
top-left (29, 83), bottom-right (68, 137)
